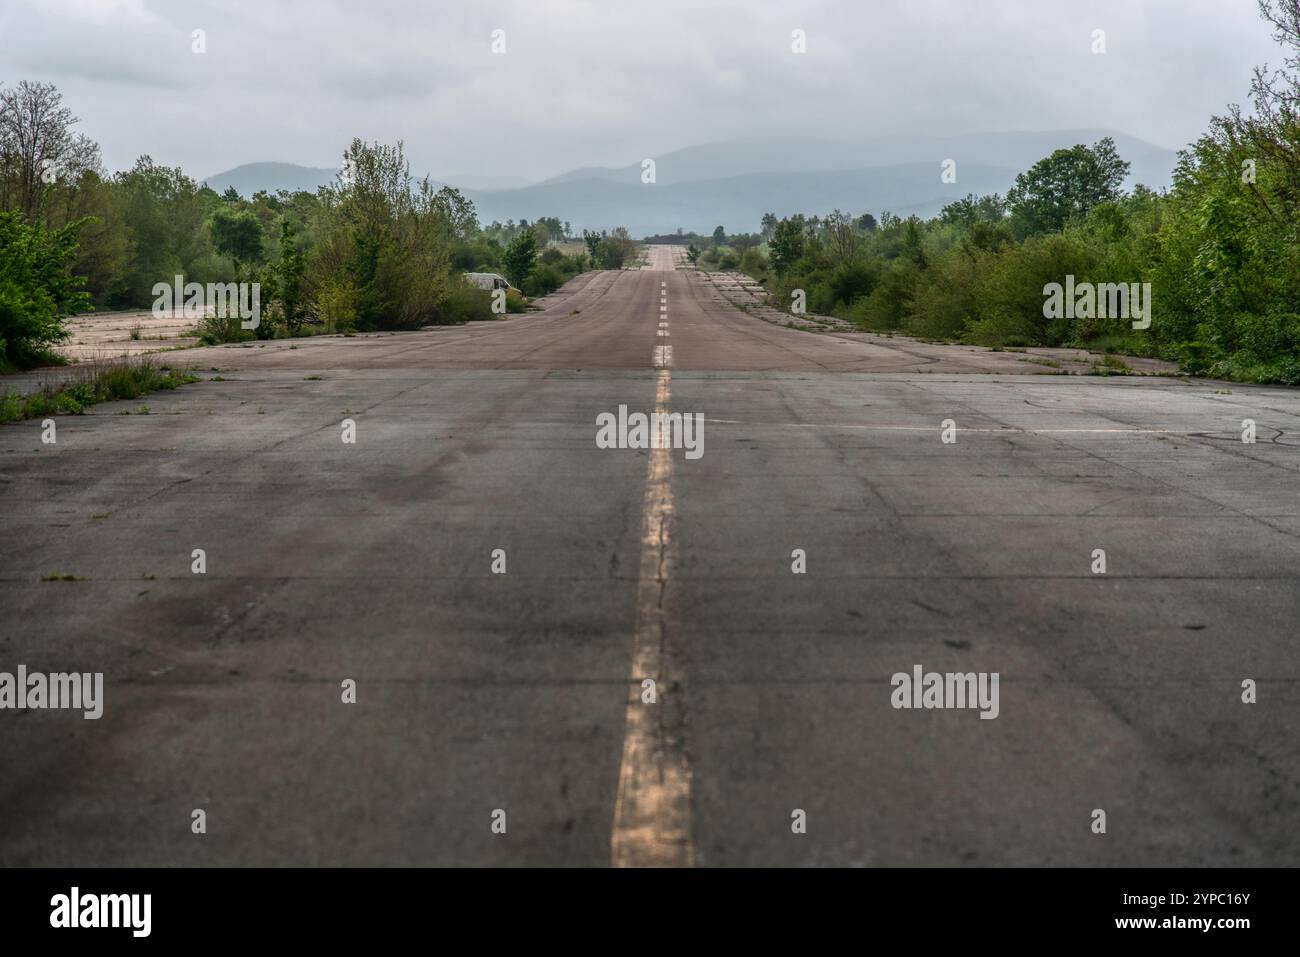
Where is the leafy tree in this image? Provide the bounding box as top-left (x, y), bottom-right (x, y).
top-left (768, 217), bottom-right (804, 277)
top-left (503, 228), bottom-right (538, 286)
top-left (0, 80), bottom-right (100, 222)
top-left (533, 216), bottom-right (565, 242)
top-left (210, 206), bottom-right (265, 273)
top-left (711, 225), bottom-right (726, 246)
top-left (941, 194), bottom-right (1006, 228)
top-left (52, 169), bottom-right (132, 306)
top-left (432, 186), bottom-right (478, 239)
top-left (582, 229), bottom-right (603, 265)
top-left (1007, 138), bottom-right (1130, 236)
top-left (312, 138), bottom-right (452, 329)
top-left (273, 219), bottom-right (305, 334)
top-left (901, 216), bottom-right (928, 268)
top-left (824, 209), bottom-right (860, 264)
top-left (114, 156), bottom-right (218, 305)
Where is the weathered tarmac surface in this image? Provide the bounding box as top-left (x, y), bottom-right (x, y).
top-left (2, 244), bottom-right (1299, 866)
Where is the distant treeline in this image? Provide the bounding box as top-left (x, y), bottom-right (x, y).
top-left (0, 82), bottom-right (637, 368)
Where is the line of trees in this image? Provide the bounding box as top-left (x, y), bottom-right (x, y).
top-left (0, 81), bottom-right (634, 368)
top-left (724, 2), bottom-right (1300, 384)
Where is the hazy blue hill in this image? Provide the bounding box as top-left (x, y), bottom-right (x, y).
top-left (205, 129), bottom-right (1180, 236)
top-left (530, 129), bottom-right (1177, 190)
top-left (467, 161), bottom-right (1023, 235)
top-left (202, 161), bottom-right (340, 195)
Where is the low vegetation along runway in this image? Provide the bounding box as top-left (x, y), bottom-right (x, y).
top-left (3, 245), bottom-right (1299, 866)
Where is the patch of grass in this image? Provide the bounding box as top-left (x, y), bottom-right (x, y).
top-left (1087, 354), bottom-right (1134, 376)
top-left (0, 356), bottom-right (198, 423)
top-left (1083, 334), bottom-right (1152, 357)
top-left (42, 571), bottom-right (86, 582)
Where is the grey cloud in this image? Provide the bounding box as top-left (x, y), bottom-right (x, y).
top-left (0, 0), bottom-right (1284, 183)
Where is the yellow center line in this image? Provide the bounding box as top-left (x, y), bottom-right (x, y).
top-left (610, 329), bottom-right (692, 867)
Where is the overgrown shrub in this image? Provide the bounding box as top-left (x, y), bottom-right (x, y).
top-left (435, 285), bottom-right (493, 324)
top-left (0, 212), bottom-right (88, 368)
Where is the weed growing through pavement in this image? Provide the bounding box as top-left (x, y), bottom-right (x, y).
top-left (0, 357), bottom-right (197, 423)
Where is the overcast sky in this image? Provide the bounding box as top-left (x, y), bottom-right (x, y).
top-left (0, 0), bottom-right (1285, 185)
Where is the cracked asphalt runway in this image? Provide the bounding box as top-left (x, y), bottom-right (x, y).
top-left (2, 245), bottom-right (1298, 866)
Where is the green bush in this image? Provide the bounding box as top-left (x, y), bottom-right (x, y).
top-left (1236, 311), bottom-right (1300, 364)
top-left (505, 289), bottom-right (529, 313)
top-left (828, 260), bottom-right (880, 307)
top-left (524, 262), bottom-right (567, 296)
top-left (314, 276), bottom-right (358, 334)
top-left (965, 233), bottom-right (1097, 346)
top-left (907, 250), bottom-right (977, 339)
top-left (0, 212), bottom-right (89, 369)
top-left (436, 285), bottom-right (493, 324)
top-left (738, 248), bottom-right (768, 280)
top-left (850, 261), bottom-right (918, 331)
top-left (197, 311), bottom-right (254, 345)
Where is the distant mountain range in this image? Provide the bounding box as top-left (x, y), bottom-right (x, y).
top-left (202, 130), bottom-right (1179, 237)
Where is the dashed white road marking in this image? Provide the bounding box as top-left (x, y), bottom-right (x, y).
top-left (705, 422), bottom-right (1201, 434)
top-left (653, 344), bottom-right (673, 367)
